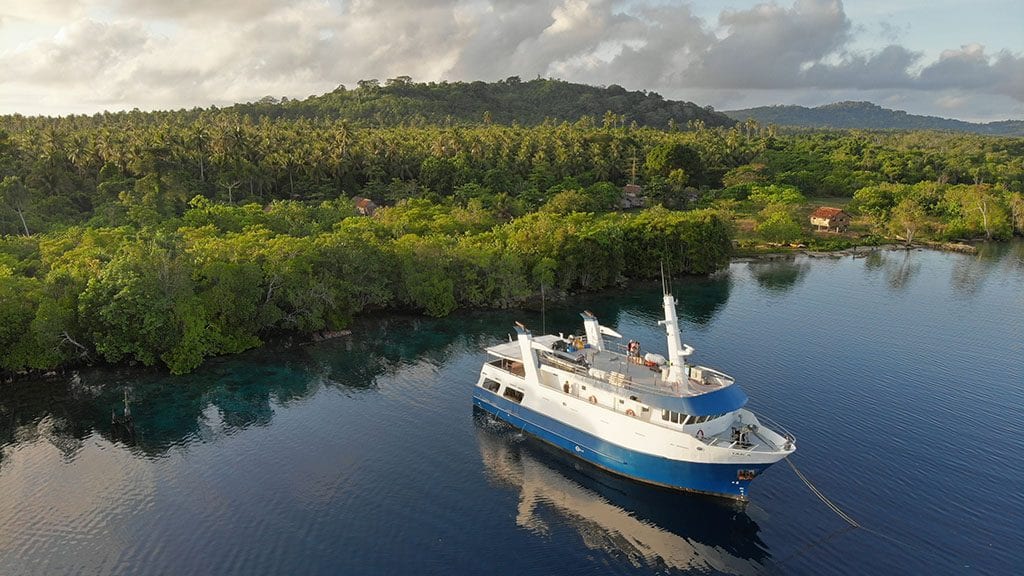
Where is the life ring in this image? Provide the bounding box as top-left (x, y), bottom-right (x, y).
top-left (696, 429), bottom-right (705, 440)
top-left (626, 409), bottom-right (636, 417)
top-left (588, 395), bottom-right (598, 404)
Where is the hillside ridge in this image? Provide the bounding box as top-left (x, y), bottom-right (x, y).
top-left (228, 77), bottom-right (738, 128)
top-left (724, 101), bottom-right (1024, 135)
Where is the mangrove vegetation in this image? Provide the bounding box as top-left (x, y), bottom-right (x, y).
top-left (1, 79), bottom-right (1022, 376)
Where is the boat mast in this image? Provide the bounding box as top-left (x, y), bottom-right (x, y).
top-left (658, 265), bottom-right (689, 384)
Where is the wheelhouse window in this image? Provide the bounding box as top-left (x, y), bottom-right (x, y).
top-left (689, 413), bottom-right (726, 425)
top-left (482, 379), bottom-right (500, 393)
top-left (503, 387), bottom-right (524, 404)
top-left (664, 409), bottom-right (685, 423)
top-left (661, 410), bottom-right (726, 425)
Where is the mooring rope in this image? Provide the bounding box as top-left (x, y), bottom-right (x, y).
top-left (786, 458), bottom-right (860, 528)
top-left (758, 457), bottom-right (921, 574)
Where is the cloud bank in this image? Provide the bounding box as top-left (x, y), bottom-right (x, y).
top-left (0, 0), bottom-right (1021, 120)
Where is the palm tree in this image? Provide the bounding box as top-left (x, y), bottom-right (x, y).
top-left (0, 176), bottom-right (32, 235)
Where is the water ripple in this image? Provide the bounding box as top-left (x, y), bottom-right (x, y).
top-left (1, 245), bottom-right (1022, 574)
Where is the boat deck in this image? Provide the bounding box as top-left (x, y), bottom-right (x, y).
top-left (486, 335), bottom-right (733, 399)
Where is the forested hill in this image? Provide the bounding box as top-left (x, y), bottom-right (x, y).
top-left (228, 77), bottom-right (735, 128)
top-left (724, 101), bottom-right (1024, 135)
top-left (2, 84), bottom-right (1022, 376)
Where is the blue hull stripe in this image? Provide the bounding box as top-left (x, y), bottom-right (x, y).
top-left (473, 390), bottom-right (773, 500)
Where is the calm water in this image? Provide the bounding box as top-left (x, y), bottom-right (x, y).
top-left (2, 243), bottom-right (1022, 575)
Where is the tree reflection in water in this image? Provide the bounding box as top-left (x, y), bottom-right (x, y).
top-left (0, 293), bottom-right (672, 464)
top-left (748, 258), bottom-right (811, 295)
top-left (886, 250), bottom-right (920, 292)
top-left (674, 272), bottom-right (733, 326)
top-left (950, 242), bottom-right (1018, 297)
top-left (0, 314), bottom-right (478, 460)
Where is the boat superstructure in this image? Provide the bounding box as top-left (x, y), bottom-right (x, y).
top-left (472, 290), bottom-right (796, 500)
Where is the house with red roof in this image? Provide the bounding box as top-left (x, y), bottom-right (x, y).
top-left (810, 207), bottom-right (851, 232)
top-left (353, 196), bottom-right (378, 216)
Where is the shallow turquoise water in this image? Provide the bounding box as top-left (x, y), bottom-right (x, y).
top-left (1, 242), bottom-right (1022, 575)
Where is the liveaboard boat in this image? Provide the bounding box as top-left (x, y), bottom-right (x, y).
top-left (472, 285), bottom-right (796, 500)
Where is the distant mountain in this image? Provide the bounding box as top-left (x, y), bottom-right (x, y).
top-left (723, 101), bottom-right (1024, 136)
top-left (231, 77), bottom-right (737, 128)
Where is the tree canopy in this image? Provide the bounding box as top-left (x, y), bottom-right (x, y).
top-left (1, 82), bottom-right (1022, 376)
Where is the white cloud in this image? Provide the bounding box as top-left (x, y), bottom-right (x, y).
top-left (4, 19), bottom-right (151, 83)
top-left (803, 44), bottom-right (922, 88)
top-left (691, 0), bottom-right (851, 89)
top-left (0, 0), bottom-right (93, 23)
top-left (0, 0), bottom-right (1020, 120)
top-left (917, 44), bottom-right (1024, 100)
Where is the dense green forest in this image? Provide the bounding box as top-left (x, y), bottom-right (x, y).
top-left (0, 202), bottom-right (730, 375)
top-left (1, 78), bottom-right (734, 131)
top-left (725, 101), bottom-right (1024, 136)
top-left (230, 77), bottom-right (736, 128)
top-left (1, 79), bottom-right (1022, 376)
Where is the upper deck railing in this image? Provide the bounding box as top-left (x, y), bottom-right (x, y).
top-left (536, 348), bottom-right (729, 397)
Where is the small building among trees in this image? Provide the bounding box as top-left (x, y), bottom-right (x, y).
top-left (810, 207), bottom-right (851, 232)
top-left (621, 184), bottom-right (645, 209)
top-left (353, 197), bottom-right (378, 216)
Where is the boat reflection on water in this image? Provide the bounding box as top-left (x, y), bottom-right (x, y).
top-left (474, 410), bottom-right (771, 574)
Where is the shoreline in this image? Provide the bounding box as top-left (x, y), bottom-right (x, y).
top-left (731, 240), bottom-right (979, 262)
top-left (0, 239), bottom-right (1001, 384)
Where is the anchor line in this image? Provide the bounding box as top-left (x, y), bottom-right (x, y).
top-left (756, 459), bottom-right (865, 574)
top-left (783, 458), bottom-right (922, 552)
top-left (786, 458), bottom-right (860, 528)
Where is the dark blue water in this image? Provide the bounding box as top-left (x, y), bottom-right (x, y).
top-left (1, 243), bottom-right (1022, 575)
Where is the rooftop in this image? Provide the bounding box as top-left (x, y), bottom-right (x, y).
top-left (810, 206), bottom-right (846, 219)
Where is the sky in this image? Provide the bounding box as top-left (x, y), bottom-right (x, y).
top-left (0, 0), bottom-right (1021, 121)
